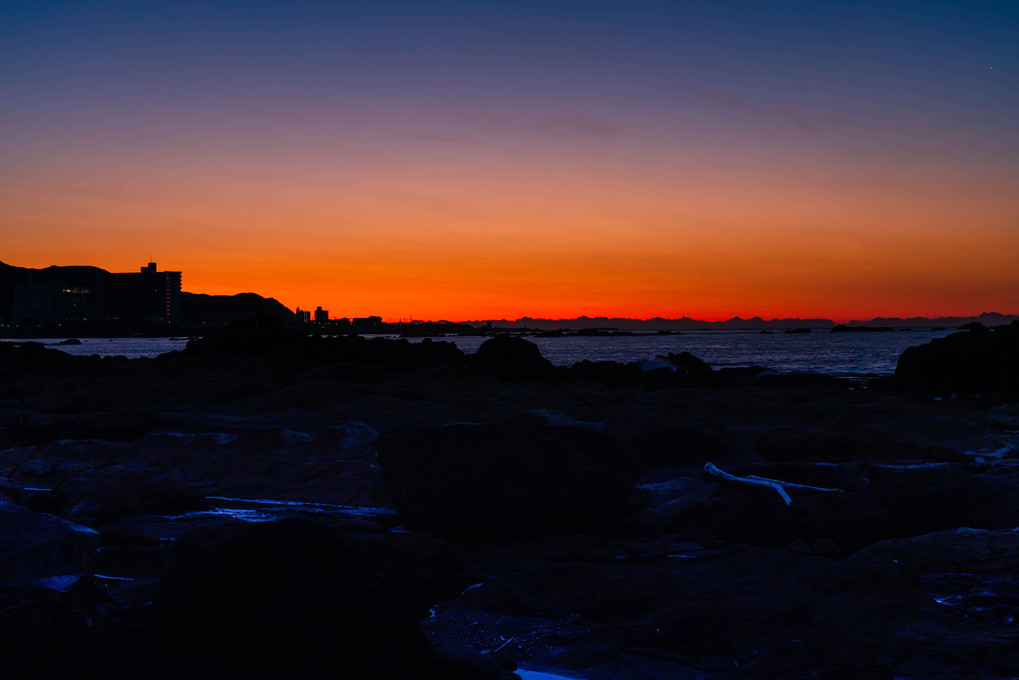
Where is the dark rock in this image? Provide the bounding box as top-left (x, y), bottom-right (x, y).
top-left (152, 519), bottom-right (435, 677)
top-left (895, 320), bottom-right (1019, 390)
top-left (6, 411), bottom-right (170, 446)
top-left (97, 525), bottom-right (162, 547)
top-left (0, 501), bottom-right (99, 586)
top-left (0, 476), bottom-right (24, 502)
top-left (632, 425), bottom-right (749, 467)
top-left (662, 351), bottom-right (713, 378)
top-left (868, 465), bottom-right (1019, 537)
top-left (183, 317), bottom-right (466, 374)
top-left (377, 417), bottom-right (639, 538)
top-left (351, 531), bottom-right (476, 617)
top-left (0, 585), bottom-right (104, 679)
top-left (682, 482), bottom-right (891, 554)
top-left (443, 544), bottom-right (943, 678)
top-left (470, 335), bottom-right (554, 381)
top-left (810, 537), bottom-right (843, 559)
top-left (95, 544), bottom-right (169, 579)
top-left (567, 359), bottom-right (648, 389)
top-left (636, 480), bottom-right (716, 531)
top-left (755, 426), bottom-right (922, 464)
top-left (0, 341), bottom-right (82, 375)
top-left (716, 365), bottom-right (768, 379)
top-left (50, 467), bottom-right (207, 524)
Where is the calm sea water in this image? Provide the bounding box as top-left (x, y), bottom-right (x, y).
top-left (3, 329), bottom-right (955, 378)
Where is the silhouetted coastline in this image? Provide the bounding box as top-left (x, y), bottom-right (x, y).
top-left (3, 258), bottom-right (1017, 338)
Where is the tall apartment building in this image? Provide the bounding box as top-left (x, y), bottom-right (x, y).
top-left (104, 262), bottom-right (182, 323)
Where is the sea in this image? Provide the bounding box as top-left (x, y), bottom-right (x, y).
top-left (3, 328), bottom-right (956, 379)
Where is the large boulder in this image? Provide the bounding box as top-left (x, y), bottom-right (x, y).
top-left (662, 351), bottom-right (714, 379)
top-left (470, 335), bottom-right (554, 381)
top-left (377, 417), bottom-right (640, 537)
top-left (0, 502), bottom-right (99, 586)
top-left (895, 321), bottom-right (1019, 390)
top-left (679, 481), bottom-right (892, 554)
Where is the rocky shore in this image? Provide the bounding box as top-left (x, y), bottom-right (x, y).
top-left (1, 319), bottom-right (1018, 678)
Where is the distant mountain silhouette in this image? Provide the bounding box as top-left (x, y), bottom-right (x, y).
top-left (471, 313), bottom-right (1018, 331)
top-left (474, 316), bottom-right (838, 331)
top-left (181, 292), bottom-right (294, 326)
top-left (847, 312), bottom-right (1019, 328)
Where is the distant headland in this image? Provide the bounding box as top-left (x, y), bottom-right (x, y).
top-left (1, 261), bottom-right (1015, 336)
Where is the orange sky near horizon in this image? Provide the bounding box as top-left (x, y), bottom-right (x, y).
top-left (3, 2), bottom-right (1018, 323)
top-left (4, 151), bottom-right (1017, 323)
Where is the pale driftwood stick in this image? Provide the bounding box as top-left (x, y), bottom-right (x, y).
top-left (745, 475), bottom-right (844, 494)
top-left (703, 462), bottom-right (792, 505)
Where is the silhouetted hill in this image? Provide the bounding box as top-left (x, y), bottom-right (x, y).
top-left (0, 262), bottom-right (20, 318)
top-left (181, 292), bottom-right (295, 327)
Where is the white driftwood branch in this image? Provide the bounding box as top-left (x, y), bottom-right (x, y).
top-left (703, 463), bottom-right (847, 506)
top-left (703, 462), bottom-right (792, 505)
top-left (746, 475), bottom-right (844, 494)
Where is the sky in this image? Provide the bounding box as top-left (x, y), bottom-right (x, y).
top-left (2, 0), bottom-right (1017, 321)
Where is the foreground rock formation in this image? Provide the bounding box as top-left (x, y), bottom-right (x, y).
top-left (0, 323), bottom-right (1017, 678)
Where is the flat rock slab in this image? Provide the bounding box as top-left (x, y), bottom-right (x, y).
top-left (0, 501), bottom-right (99, 586)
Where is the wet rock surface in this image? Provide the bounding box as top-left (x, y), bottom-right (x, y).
top-left (0, 330), bottom-right (1017, 678)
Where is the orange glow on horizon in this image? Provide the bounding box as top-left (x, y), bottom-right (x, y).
top-left (3, 112), bottom-right (1017, 324)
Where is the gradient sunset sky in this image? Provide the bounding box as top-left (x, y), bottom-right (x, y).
top-left (3, 1), bottom-right (1017, 321)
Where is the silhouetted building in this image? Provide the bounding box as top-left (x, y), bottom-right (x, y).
top-left (314, 306), bottom-right (329, 323)
top-left (295, 307), bottom-right (311, 324)
top-left (104, 263), bottom-right (181, 323)
top-left (11, 262), bottom-right (181, 325)
top-left (12, 282), bottom-right (98, 324)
